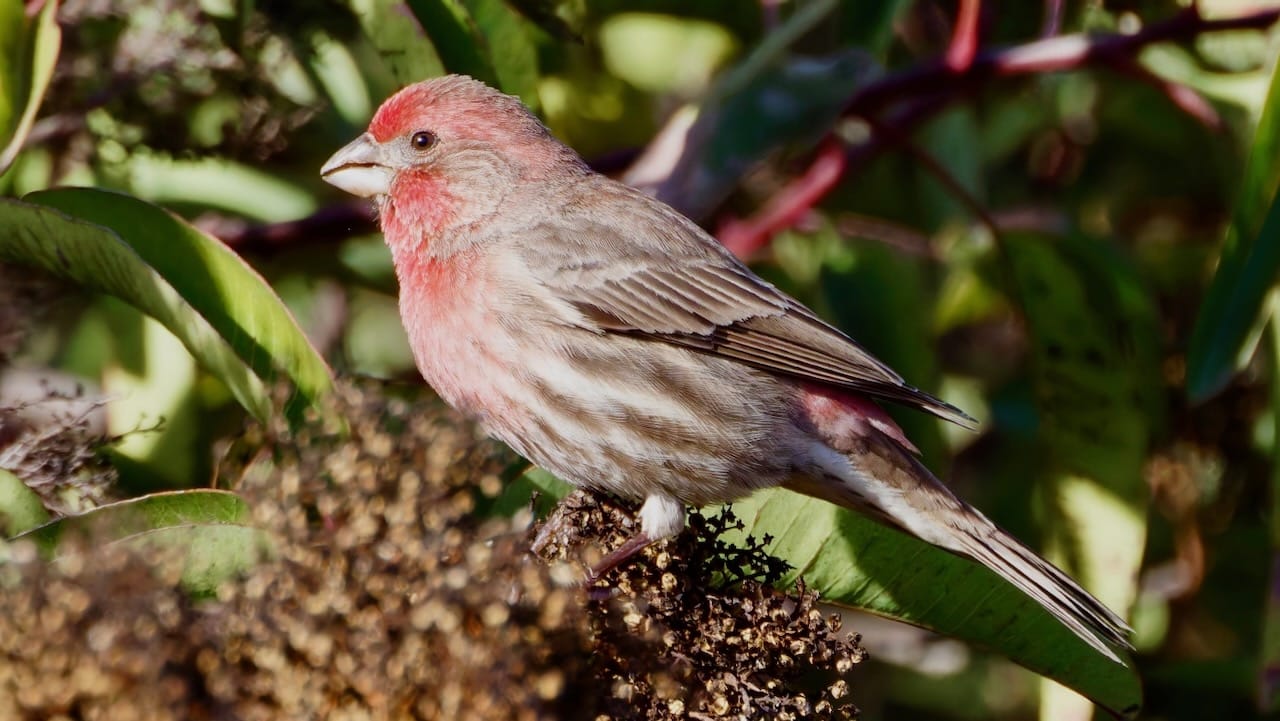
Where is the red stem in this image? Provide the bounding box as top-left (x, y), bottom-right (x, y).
top-left (716, 138), bottom-right (847, 258)
top-left (1110, 56), bottom-right (1222, 131)
top-left (946, 0), bottom-right (982, 72)
top-left (847, 6), bottom-right (1280, 116)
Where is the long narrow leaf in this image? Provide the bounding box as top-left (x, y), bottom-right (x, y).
top-left (27, 188), bottom-right (333, 413)
top-left (0, 198), bottom-right (272, 420)
top-left (1186, 59), bottom-right (1280, 401)
top-left (0, 0), bottom-right (60, 174)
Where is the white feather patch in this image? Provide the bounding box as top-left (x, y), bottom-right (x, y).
top-left (639, 494), bottom-right (686, 540)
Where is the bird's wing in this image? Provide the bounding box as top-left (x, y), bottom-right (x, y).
top-left (520, 192), bottom-right (975, 429)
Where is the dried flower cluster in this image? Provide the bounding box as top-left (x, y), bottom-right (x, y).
top-left (0, 393), bottom-right (116, 517)
top-left (0, 259), bottom-right (116, 515)
top-left (0, 379), bottom-right (863, 719)
top-left (539, 492), bottom-right (865, 720)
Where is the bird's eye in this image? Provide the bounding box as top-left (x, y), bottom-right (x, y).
top-left (410, 131), bottom-right (436, 151)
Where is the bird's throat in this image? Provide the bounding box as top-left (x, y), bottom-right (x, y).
top-left (381, 171), bottom-right (460, 256)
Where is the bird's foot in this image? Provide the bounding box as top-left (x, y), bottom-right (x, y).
top-left (583, 532), bottom-right (653, 590)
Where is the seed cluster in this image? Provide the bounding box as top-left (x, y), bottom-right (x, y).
top-left (537, 492), bottom-right (865, 720)
top-left (0, 379), bottom-right (863, 719)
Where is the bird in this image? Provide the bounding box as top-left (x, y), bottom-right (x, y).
top-left (320, 74), bottom-right (1132, 662)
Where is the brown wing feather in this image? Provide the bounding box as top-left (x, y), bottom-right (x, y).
top-left (521, 180), bottom-right (975, 429)
top-left (557, 262), bottom-right (975, 429)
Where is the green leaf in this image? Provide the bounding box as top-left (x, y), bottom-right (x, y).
top-left (12, 489), bottom-right (265, 595)
top-left (0, 0), bottom-right (60, 174)
top-left (347, 0), bottom-right (446, 85)
top-left (505, 0), bottom-right (583, 40)
top-left (15, 488), bottom-right (250, 551)
top-left (460, 0), bottom-right (539, 104)
top-left (126, 154), bottom-right (318, 222)
top-left (1258, 316), bottom-right (1280, 712)
top-left (0, 468), bottom-right (49, 537)
top-left (118, 522), bottom-right (268, 596)
top-left (0, 197), bottom-right (270, 419)
top-left (0, 0), bottom-right (25, 144)
top-left (25, 188), bottom-right (333, 416)
top-left (1004, 231), bottom-right (1154, 716)
top-left (721, 489), bottom-right (1142, 717)
top-left (1186, 56), bottom-right (1280, 401)
top-left (406, 0), bottom-right (539, 104)
top-left (408, 0), bottom-right (494, 83)
top-left (1004, 232), bottom-right (1158, 488)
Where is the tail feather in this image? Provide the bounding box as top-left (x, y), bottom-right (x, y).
top-left (794, 433), bottom-right (1133, 664)
top-left (951, 521), bottom-right (1133, 663)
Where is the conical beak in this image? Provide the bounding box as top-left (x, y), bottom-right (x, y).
top-left (321, 133), bottom-right (395, 198)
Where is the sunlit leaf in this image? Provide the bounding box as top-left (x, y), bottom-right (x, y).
top-left (0, 0), bottom-right (60, 174)
top-left (0, 468), bottom-right (49, 537)
top-left (1003, 231), bottom-right (1154, 719)
top-left (26, 188), bottom-right (334, 415)
top-left (720, 489), bottom-right (1141, 717)
top-left (598, 13), bottom-right (738, 95)
top-left (0, 197), bottom-right (273, 420)
top-left (347, 0), bottom-right (446, 85)
top-left (16, 488), bottom-right (250, 552)
top-left (126, 154), bottom-right (317, 222)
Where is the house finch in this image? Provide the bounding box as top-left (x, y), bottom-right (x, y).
top-left (321, 75), bottom-right (1130, 661)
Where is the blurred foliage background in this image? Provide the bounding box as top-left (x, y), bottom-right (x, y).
top-left (4, 0), bottom-right (1280, 718)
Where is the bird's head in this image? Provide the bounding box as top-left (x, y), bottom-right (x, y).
top-left (322, 75), bottom-right (586, 256)
top-left (321, 74), bottom-right (583, 201)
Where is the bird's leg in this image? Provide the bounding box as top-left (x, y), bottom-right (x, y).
top-left (585, 532), bottom-right (655, 584)
top-left (585, 493), bottom-right (685, 586)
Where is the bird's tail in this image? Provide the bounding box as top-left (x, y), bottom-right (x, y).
top-left (943, 514), bottom-right (1133, 663)
top-left (790, 433), bottom-right (1133, 664)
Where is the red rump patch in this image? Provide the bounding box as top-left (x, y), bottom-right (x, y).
top-left (799, 383), bottom-right (919, 455)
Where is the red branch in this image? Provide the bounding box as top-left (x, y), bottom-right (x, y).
top-left (715, 97), bottom-right (945, 260)
top-left (199, 5), bottom-right (1280, 256)
top-left (1112, 56), bottom-right (1222, 131)
top-left (720, 5), bottom-right (1280, 257)
top-left (847, 5), bottom-right (1280, 116)
top-left (716, 137), bottom-right (847, 258)
top-left (946, 0), bottom-right (982, 72)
